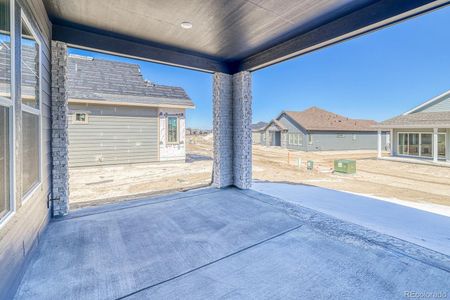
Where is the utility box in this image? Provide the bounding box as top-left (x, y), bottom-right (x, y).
top-left (307, 160), bottom-right (314, 170)
top-left (334, 159), bottom-right (356, 174)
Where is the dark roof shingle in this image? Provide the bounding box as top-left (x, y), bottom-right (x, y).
top-left (67, 55), bottom-right (194, 107)
top-left (283, 107), bottom-right (377, 132)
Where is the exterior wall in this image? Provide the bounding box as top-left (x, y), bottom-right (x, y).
top-left (0, 1), bottom-right (52, 298)
top-left (158, 107), bottom-right (186, 161)
top-left (277, 112), bottom-right (387, 151)
top-left (67, 103), bottom-right (159, 166)
top-left (306, 131), bottom-right (387, 151)
top-left (252, 131), bottom-right (262, 144)
top-left (277, 113), bottom-right (308, 151)
top-left (414, 94), bottom-right (450, 113)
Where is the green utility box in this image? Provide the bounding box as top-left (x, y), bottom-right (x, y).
top-left (334, 159), bottom-right (356, 174)
top-left (306, 160), bottom-right (314, 170)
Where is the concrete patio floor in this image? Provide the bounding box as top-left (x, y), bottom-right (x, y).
top-left (15, 188), bottom-right (450, 299)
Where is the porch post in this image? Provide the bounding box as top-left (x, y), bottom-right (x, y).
top-left (433, 128), bottom-right (438, 162)
top-left (212, 73), bottom-right (233, 188)
top-left (212, 71), bottom-right (252, 189)
top-left (447, 128), bottom-right (450, 162)
top-left (232, 71), bottom-right (252, 189)
top-left (389, 129), bottom-right (394, 156)
top-left (377, 129), bottom-right (382, 158)
top-left (51, 41), bottom-right (70, 216)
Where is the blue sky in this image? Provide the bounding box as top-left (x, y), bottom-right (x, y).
top-left (69, 5), bottom-right (450, 129)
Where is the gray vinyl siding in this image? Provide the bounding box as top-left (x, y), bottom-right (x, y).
top-left (0, 1), bottom-right (52, 298)
top-left (413, 94), bottom-right (450, 113)
top-left (275, 113), bottom-right (388, 151)
top-left (306, 131), bottom-right (386, 151)
top-left (68, 103), bottom-right (158, 167)
top-left (252, 131), bottom-right (262, 144)
top-left (277, 114), bottom-right (308, 150)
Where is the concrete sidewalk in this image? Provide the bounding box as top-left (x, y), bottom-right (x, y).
top-left (253, 181), bottom-right (450, 256)
top-left (14, 188), bottom-right (450, 299)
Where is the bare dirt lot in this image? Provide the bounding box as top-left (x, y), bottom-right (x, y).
top-left (69, 134), bottom-right (450, 208)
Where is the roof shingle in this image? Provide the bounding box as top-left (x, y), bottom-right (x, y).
top-left (283, 107), bottom-right (377, 132)
top-left (67, 55), bottom-right (194, 107)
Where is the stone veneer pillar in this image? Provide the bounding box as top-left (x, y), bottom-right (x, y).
top-left (212, 71), bottom-right (252, 189)
top-left (232, 71), bottom-right (252, 189)
top-left (50, 41), bottom-right (69, 217)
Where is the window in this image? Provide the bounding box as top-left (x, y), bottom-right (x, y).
top-left (292, 133), bottom-right (297, 145)
top-left (21, 14), bottom-right (41, 199)
top-left (421, 134), bottom-right (432, 157)
top-left (337, 134), bottom-right (345, 138)
top-left (167, 116), bottom-right (178, 143)
top-left (308, 134), bottom-right (313, 145)
top-left (288, 133), bottom-right (292, 145)
top-left (438, 134), bottom-right (446, 159)
top-left (298, 134), bottom-right (303, 146)
top-left (352, 134), bottom-right (357, 141)
top-left (0, 0), bottom-right (13, 221)
top-left (73, 112), bottom-right (88, 124)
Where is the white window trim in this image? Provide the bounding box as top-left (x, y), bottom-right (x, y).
top-left (20, 9), bottom-right (43, 204)
top-left (72, 112), bottom-right (89, 124)
top-left (396, 131), bottom-right (446, 159)
top-left (0, 0), bottom-right (16, 228)
top-left (166, 115), bottom-right (180, 144)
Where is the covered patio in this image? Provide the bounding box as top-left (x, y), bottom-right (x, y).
top-left (14, 188), bottom-right (450, 299)
top-left (1, 0), bottom-right (450, 299)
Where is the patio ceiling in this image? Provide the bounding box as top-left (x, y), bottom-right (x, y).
top-left (44, 0), bottom-right (448, 73)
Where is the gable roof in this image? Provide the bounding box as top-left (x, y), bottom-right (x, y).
top-left (403, 90), bottom-right (450, 115)
top-left (262, 119), bottom-right (288, 132)
top-left (67, 54), bottom-right (194, 108)
top-left (281, 107), bottom-right (377, 132)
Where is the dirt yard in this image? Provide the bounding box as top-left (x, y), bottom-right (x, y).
top-left (69, 134), bottom-right (450, 208)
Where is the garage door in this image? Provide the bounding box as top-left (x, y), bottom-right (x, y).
top-left (68, 103), bottom-right (158, 167)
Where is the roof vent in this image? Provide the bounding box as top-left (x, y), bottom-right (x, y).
top-left (68, 54), bottom-right (93, 60)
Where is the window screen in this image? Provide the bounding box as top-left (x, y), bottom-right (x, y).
top-left (0, 0), bottom-right (11, 219)
top-left (21, 20), bottom-right (39, 109)
top-left (167, 116), bottom-right (178, 143)
top-left (22, 111), bottom-right (39, 196)
top-left (21, 16), bottom-right (41, 197)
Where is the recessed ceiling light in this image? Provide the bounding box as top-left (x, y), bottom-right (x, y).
top-left (181, 22), bottom-right (192, 29)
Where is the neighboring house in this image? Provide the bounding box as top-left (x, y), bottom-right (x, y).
top-left (66, 54), bottom-right (195, 167)
top-left (377, 90), bottom-right (450, 162)
top-left (256, 107), bottom-right (388, 151)
top-left (251, 121), bottom-right (268, 144)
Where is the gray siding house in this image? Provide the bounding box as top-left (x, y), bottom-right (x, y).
top-left (255, 107), bottom-right (388, 151)
top-left (66, 54), bottom-right (195, 167)
top-left (377, 90), bottom-right (450, 162)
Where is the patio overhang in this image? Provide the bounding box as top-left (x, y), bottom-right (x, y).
top-left (44, 0), bottom-right (449, 74)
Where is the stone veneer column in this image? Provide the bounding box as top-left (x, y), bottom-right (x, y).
top-left (51, 41), bottom-right (69, 217)
top-left (212, 73), bottom-right (234, 188)
top-left (232, 71), bottom-right (252, 189)
top-left (212, 71), bottom-right (252, 189)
